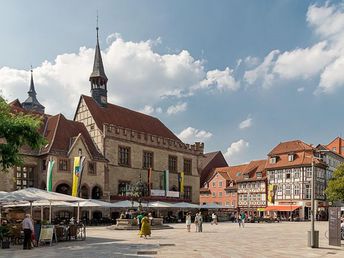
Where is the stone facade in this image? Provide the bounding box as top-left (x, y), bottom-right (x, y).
top-left (75, 97), bottom-right (202, 203)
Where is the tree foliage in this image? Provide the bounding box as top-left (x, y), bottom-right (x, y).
top-left (0, 98), bottom-right (45, 171)
top-left (325, 163), bottom-right (344, 202)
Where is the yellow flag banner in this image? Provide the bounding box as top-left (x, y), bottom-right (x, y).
top-left (180, 171), bottom-right (184, 193)
top-left (72, 157), bottom-right (81, 197)
top-left (268, 184), bottom-right (277, 204)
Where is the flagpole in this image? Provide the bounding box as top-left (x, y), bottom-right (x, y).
top-left (77, 156), bottom-right (86, 197)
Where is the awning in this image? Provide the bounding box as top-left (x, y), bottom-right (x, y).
top-left (265, 205), bottom-right (301, 212)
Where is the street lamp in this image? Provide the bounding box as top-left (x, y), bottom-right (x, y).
top-left (307, 154), bottom-right (323, 248)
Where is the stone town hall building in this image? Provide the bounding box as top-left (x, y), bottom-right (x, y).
top-left (1, 28), bottom-right (203, 206)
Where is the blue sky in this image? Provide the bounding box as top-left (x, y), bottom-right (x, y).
top-left (1, 0), bottom-right (344, 164)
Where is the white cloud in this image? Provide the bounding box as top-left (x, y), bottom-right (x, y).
top-left (1, 35), bottom-right (238, 117)
top-left (244, 50), bottom-right (280, 88)
top-left (224, 139), bottom-right (249, 164)
top-left (272, 42), bottom-right (335, 80)
top-left (239, 116), bottom-right (252, 130)
top-left (244, 56), bottom-right (260, 68)
top-left (243, 3), bottom-right (344, 93)
top-left (198, 67), bottom-right (240, 91)
top-left (166, 102), bottom-right (187, 115)
top-left (139, 105), bottom-right (155, 115)
top-left (177, 127), bottom-right (212, 143)
top-left (297, 87), bottom-right (305, 92)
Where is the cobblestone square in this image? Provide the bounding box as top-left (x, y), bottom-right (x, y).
top-left (1, 221), bottom-right (343, 258)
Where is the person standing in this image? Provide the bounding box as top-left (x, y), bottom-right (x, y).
top-left (194, 213), bottom-right (199, 232)
top-left (211, 213), bottom-right (218, 225)
top-left (198, 212), bottom-right (203, 232)
top-left (137, 213), bottom-right (144, 231)
top-left (139, 213), bottom-right (151, 239)
top-left (185, 213), bottom-right (192, 232)
top-left (22, 214), bottom-right (34, 250)
top-left (240, 212), bottom-right (246, 228)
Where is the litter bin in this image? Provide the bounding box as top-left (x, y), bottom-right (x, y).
top-left (307, 230), bottom-right (319, 248)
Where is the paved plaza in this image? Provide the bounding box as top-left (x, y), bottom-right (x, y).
top-left (0, 221), bottom-right (343, 258)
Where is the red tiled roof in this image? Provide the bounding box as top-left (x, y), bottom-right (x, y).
top-left (268, 140), bottom-right (313, 156)
top-left (266, 140), bottom-right (326, 169)
top-left (215, 164), bottom-right (248, 181)
top-left (80, 95), bottom-right (180, 141)
top-left (42, 114), bottom-right (106, 161)
top-left (325, 137), bottom-right (344, 157)
top-left (199, 151), bottom-right (228, 185)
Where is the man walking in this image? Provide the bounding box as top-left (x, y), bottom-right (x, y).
top-left (22, 214), bottom-right (34, 250)
top-left (240, 212), bottom-right (246, 228)
top-left (137, 213), bottom-right (143, 231)
top-left (198, 212), bottom-right (203, 232)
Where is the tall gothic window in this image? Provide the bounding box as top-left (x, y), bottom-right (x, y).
top-left (168, 155), bottom-right (177, 173)
top-left (118, 146), bottom-right (130, 166)
top-left (16, 166), bottom-right (34, 190)
top-left (58, 159), bottom-right (70, 172)
top-left (184, 186), bottom-right (192, 200)
top-left (183, 158), bottom-right (192, 175)
top-left (88, 161), bottom-right (96, 175)
top-left (143, 151), bottom-right (153, 169)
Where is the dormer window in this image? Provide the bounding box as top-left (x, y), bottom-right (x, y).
top-left (270, 157), bottom-right (277, 164)
top-left (288, 154), bottom-right (294, 162)
top-left (256, 172), bottom-right (262, 178)
top-left (236, 172), bottom-right (241, 176)
top-left (244, 174), bottom-right (249, 179)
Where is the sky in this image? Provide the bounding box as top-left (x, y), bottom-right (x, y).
top-left (1, 0), bottom-right (344, 165)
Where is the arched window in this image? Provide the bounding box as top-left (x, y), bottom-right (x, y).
top-left (56, 183), bottom-right (71, 195)
top-left (92, 186), bottom-right (102, 199)
top-left (81, 185), bottom-right (89, 199)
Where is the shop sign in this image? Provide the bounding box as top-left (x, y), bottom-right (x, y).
top-left (150, 189), bottom-right (165, 197)
top-left (167, 191), bottom-right (179, 198)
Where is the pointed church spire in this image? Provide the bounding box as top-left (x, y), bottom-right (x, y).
top-left (90, 15), bottom-right (108, 107)
top-left (22, 67), bottom-right (45, 114)
top-left (28, 66), bottom-right (37, 96)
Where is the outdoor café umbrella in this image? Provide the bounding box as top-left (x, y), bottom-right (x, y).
top-left (109, 200), bottom-right (140, 208)
top-left (148, 201), bottom-right (174, 208)
top-left (171, 202), bottom-right (199, 208)
top-left (11, 188), bottom-right (85, 222)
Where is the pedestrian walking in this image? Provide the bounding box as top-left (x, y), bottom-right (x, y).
top-left (137, 213), bottom-right (143, 231)
top-left (22, 214), bottom-right (34, 250)
top-left (139, 213), bottom-right (151, 239)
top-left (240, 212), bottom-right (246, 228)
top-left (194, 213), bottom-right (199, 232)
top-left (198, 212), bottom-right (203, 232)
top-left (211, 213), bottom-right (218, 225)
top-left (186, 213), bottom-right (192, 232)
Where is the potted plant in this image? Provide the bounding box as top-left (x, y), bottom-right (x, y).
top-left (0, 225), bottom-right (11, 249)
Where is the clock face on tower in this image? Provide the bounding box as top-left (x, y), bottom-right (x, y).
top-left (101, 95), bottom-right (107, 104)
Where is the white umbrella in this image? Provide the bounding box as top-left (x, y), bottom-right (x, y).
top-left (3, 200), bottom-right (74, 208)
top-left (71, 199), bottom-right (113, 207)
top-left (110, 200), bottom-right (140, 208)
top-left (171, 202), bottom-right (199, 208)
top-left (148, 201), bottom-right (174, 208)
top-left (14, 188), bottom-right (84, 202)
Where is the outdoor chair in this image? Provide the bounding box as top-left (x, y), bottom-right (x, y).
top-left (68, 225), bottom-right (78, 240)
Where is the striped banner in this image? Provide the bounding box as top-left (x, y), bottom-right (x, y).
top-left (46, 160), bottom-right (55, 192)
top-left (163, 170), bottom-right (169, 195)
top-left (72, 157), bottom-right (81, 197)
top-left (180, 171), bottom-right (184, 193)
top-left (147, 168), bottom-right (152, 195)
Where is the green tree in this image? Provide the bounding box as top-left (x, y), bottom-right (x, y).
top-left (325, 163), bottom-right (344, 202)
top-left (0, 98), bottom-right (45, 171)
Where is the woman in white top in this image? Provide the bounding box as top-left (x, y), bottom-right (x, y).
top-left (185, 213), bottom-right (192, 232)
